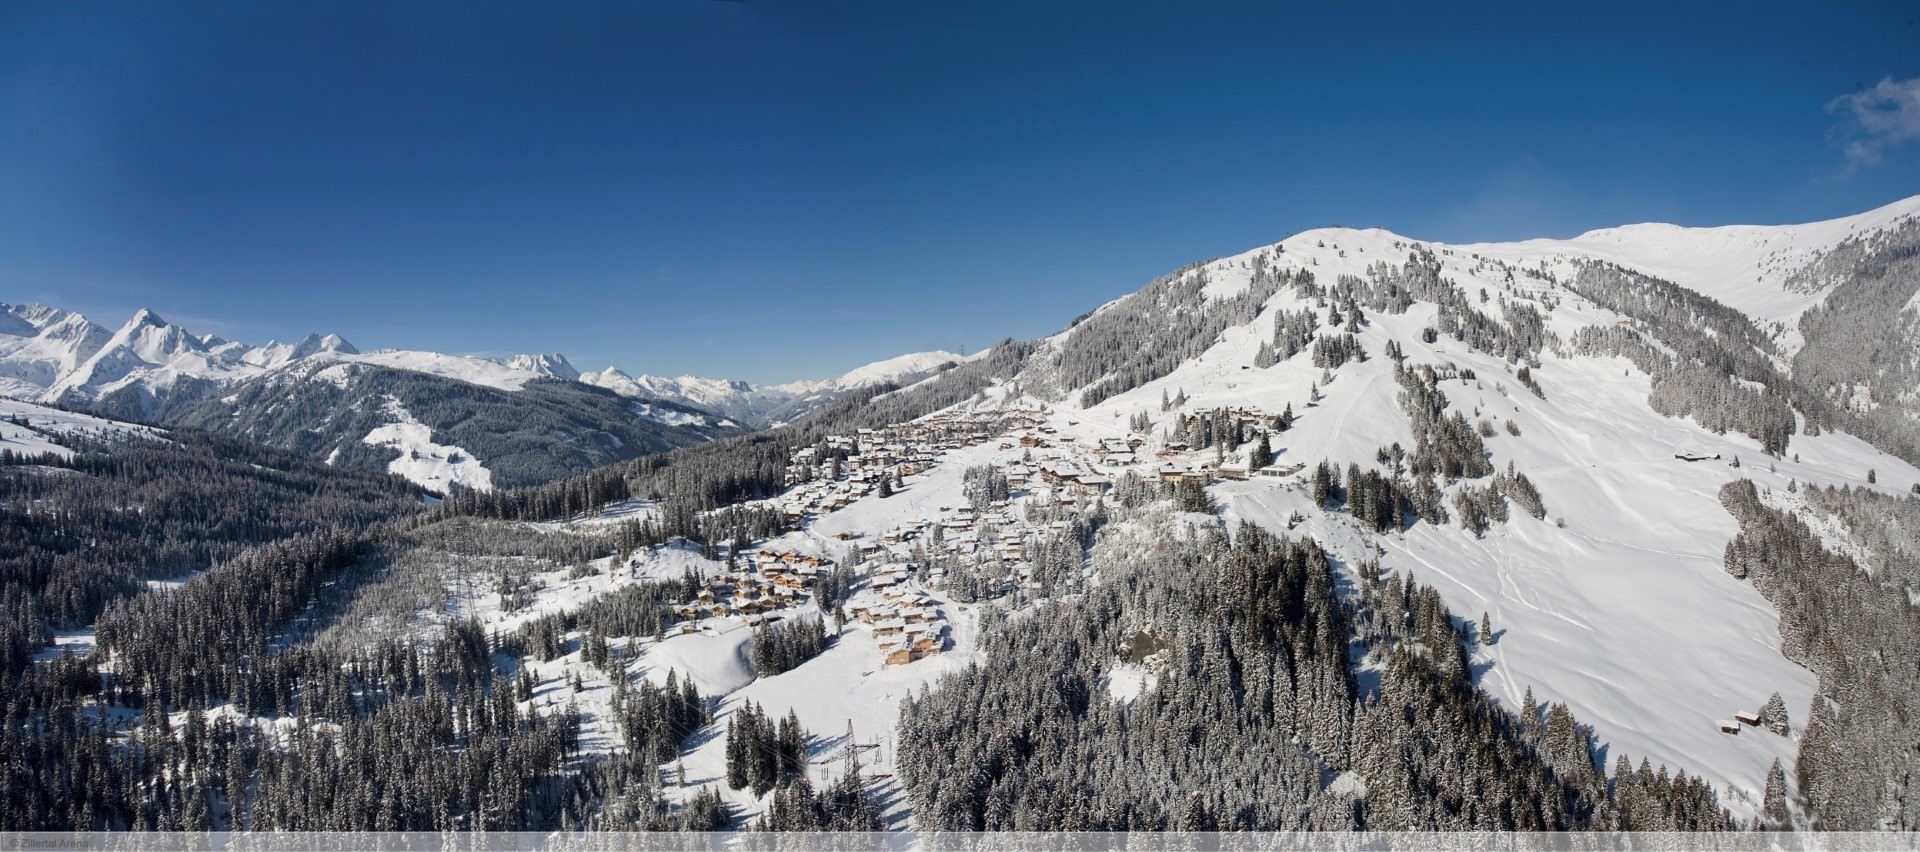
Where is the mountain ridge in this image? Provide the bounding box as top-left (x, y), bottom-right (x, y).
top-left (579, 349), bottom-right (975, 426)
top-left (0, 301), bottom-right (988, 489)
top-left (0, 300), bottom-right (978, 427)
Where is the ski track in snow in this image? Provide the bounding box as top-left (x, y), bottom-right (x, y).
top-left (361, 396), bottom-right (493, 492)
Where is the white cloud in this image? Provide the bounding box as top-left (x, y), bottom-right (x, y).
top-left (1827, 76), bottom-right (1920, 169)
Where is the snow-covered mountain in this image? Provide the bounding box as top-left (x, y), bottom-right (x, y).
top-left (472, 193), bottom-right (1920, 829)
top-left (0, 301), bottom-right (971, 428)
top-left (1461, 193), bottom-right (1920, 356)
top-left (0, 396), bottom-right (163, 459)
top-left (0, 303), bottom-right (984, 488)
top-left (773, 349), bottom-right (974, 396)
top-left (504, 352), bottom-right (580, 381)
top-left (0, 303), bottom-right (112, 400)
top-left (1463, 195), bottom-right (1920, 459)
top-left (875, 194), bottom-right (1916, 824)
top-left (245, 332), bottom-right (358, 368)
top-left (577, 369), bottom-right (756, 414)
top-left (0, 307), bottom-right (750, 489)
top-left (579, 349), bottom-right (973, 426)
top-left (0, 305), bottom-right (592, 415)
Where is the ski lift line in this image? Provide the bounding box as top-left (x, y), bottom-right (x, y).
top-left (714, 711), bottom-right (871, 777)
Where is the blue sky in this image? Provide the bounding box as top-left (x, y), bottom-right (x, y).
top-left (2, 1), bottom-right (1917, 383)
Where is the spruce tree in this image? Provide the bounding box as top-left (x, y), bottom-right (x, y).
top-left (1760, 692), bottom-right (1789, 736)
top-left (725, 717), bottom-right (748, 790)
top-left (1762, 758), bottom-right (1790, 830)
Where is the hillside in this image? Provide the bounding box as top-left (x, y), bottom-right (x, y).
top-left (1010, 221), bottom-right (1913, 819)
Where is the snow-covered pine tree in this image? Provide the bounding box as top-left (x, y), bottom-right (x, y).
top-left (1762, 758), bottom-right (1790, 830)
top-left (1760, 692), bottom-right (1789, 736)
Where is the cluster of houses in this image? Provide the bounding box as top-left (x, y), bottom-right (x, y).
top-left (849, 501), bottom-right (1084, 600)
top-left (673, 549), bottom-right (829, 622)
top-left (721, 399), bottom-right (1318, 665)
top-left (1172, 406), bottom-right (1283, 436)
top-left (776, 408), bottom-right (1051, 524)
top-left (890, 407), bottom-right (1050, 448)
top-left (1715, 708), bottom-right (1774, 736)
top-left (1150, 405), bottom-right (1303, 484)
top-left (777, 464), bottom-right (908, 522)
top-left (849, 567), bottom-right (949, 666)
top-left (1015, 455), bottom-right (1116, 499)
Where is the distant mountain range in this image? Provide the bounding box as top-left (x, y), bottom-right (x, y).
top-left (0, 302), bottom-right (972, 489)
top-left (579, 349), bottom-right (974, 427)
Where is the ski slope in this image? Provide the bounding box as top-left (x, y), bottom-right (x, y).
top-left (361, 396), bottom-right (494, 492)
